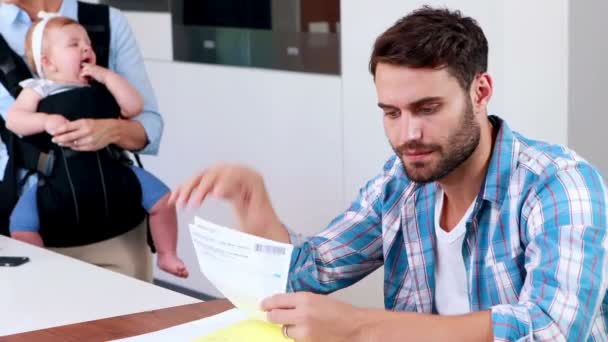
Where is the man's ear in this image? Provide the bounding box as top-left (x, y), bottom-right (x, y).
top-left (470, 72), bottom-right (493, 114)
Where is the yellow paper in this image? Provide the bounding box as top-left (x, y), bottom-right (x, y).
top-left (194, 319), bottom-right (293, 342)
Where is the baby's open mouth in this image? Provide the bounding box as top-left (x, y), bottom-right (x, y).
top-left (80, 57), bottom-right (92, 66)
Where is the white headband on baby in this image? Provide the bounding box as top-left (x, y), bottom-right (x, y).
top-left (31, 11), bottom-right (61, 78)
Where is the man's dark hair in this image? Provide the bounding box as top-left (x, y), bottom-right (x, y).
top-left (369, 6), bottom-right (488, 91)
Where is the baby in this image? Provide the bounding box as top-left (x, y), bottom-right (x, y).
top-left (6, 16), bottom-right (188, 278)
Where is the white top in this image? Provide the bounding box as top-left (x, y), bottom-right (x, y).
top-left (433, 188), bottom-right (475, 315)
top-left (19, 78), bottom-right (84, 98)
top-left (0, 235), bottom-right (199, 336)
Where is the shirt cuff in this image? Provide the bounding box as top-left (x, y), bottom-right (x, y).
top-left (285, 225), bottom-right (309, 293)
top-left (0, 141), bottom-right (7, 182)
top-left (130, 111), bottom-right (163, 155)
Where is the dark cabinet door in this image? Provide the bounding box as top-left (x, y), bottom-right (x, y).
top-left (100, 0), bottom-right (169, 12)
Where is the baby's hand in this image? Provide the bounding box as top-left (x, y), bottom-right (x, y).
top-left (80, 64), bottom-right (110, 84)
top-left (45, 114), bottom-right (69, 136)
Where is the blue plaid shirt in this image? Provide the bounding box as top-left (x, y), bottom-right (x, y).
top-left (288, 116), bottom-right (608, 341)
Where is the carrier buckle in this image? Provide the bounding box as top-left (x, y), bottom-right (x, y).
top-left (37, 150), bottom-right (55, 177)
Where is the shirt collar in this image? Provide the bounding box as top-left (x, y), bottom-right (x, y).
top-left (59, 0), bottom-right (79, 20)
top-left (393, 115), bottom-right (519, 207)
top-left (0, 0), bottom-right (78, 25)
top-left (479, 115), bottom-right (520, 206)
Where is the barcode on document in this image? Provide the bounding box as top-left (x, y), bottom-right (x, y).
top-left (254, 244), bottom-right (286, 255)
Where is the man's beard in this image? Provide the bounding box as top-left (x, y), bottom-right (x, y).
top-left (393, 103), bottom-right (481, 183)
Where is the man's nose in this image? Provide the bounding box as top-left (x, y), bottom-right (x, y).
top-left (398, 114), bottom-right (422, 142)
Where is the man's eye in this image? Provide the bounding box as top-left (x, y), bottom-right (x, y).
top-left (384, 111), bottom-right (400, 118)
top-left (418, 105), bottom-right (438, 114)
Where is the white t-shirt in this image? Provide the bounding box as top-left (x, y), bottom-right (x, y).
top-left (433, 187), bottom-right (476, 315)
top-left (19, 78), bottom-right (84, 98)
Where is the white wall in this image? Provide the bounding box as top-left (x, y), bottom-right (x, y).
top-left (501, 1), bottom-right (569, 146)
top-left (568, 1), bottom-right (608, 177)
top-left (141, 61), bottom-right (343, 298)
top-left (124, 11), bottom-right (348, 301)
top-left (124, 12), bottom-right (172, 61)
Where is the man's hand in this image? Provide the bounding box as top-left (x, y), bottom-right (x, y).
top-left (44, 114), bottom-right (69, 135)
top-left (262, 292), bottom-right (366, 342)
top-left (263, 293), bottom-right (494, 342)
top-left (169, 164), bottom-right (289, 242)
top-left (51, 118), bottom-right (121, 151)
top-left (80, 63), bottom-right (112, 84)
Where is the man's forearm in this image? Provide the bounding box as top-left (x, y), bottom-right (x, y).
top-left (115, 119), bottom-right (148, 151)
top-left (265, 223), bottom-right (291, 244)
top-left (355, 309), bottom-right (493, 342)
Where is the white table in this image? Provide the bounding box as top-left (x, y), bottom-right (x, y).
top-left (0, 235), bottom-right (200, 336)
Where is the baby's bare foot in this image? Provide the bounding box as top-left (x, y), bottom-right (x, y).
top-left (158, 253), bottom-right (189, 278)
top-left (12, 231), bottom-right (44, 247)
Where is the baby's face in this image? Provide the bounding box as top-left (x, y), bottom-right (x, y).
top-left (44, 24), bottom-right (96, 84)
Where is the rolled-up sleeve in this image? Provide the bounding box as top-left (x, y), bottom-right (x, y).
top-left (287, 174), bottom-right (387, 294)
top-left (108, 8), bottom-right (163, 155)
top-left (492, 163), bottom-right (608, 341)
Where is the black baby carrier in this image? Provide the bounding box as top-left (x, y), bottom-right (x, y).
top-left (0, 2), bottom-right (147, 247)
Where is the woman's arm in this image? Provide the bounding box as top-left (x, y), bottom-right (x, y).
top-left (107, 6), bottom-right (163, 154)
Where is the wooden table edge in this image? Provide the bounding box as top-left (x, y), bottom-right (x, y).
top-left (2, 299), bottom-right (233, 342)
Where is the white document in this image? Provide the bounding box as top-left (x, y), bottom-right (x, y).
top-left (110, 308), bottom-right (247, 342)
top-left (189, 217), bottom-right (294, 321)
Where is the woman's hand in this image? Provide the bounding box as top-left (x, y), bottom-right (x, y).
top-left (52, 118), bottom-right (121, 151)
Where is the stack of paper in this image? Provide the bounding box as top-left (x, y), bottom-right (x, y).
top-left (112, 308), bottom-right (290, 342)
top-left (189, 216), bottom-right (294, 321)
top-left (195, 319), bottom-right (291, 341)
